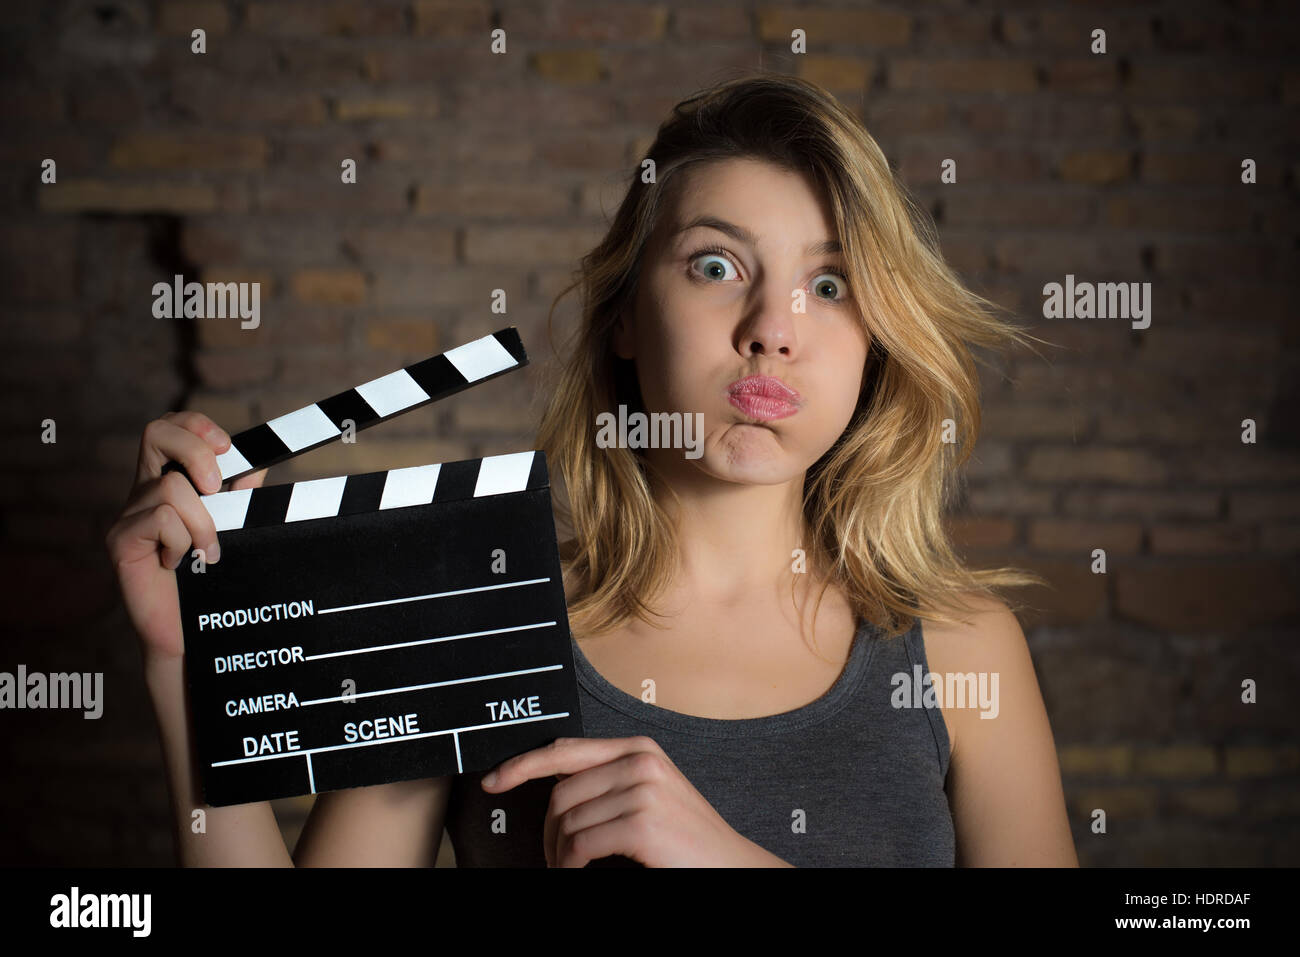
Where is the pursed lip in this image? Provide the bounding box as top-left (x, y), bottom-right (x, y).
top-left (725, 375), bottom-right (801, 421)
top-left (726, 375), bottom-right (801, 402)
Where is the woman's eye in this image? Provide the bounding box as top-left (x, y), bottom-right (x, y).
top-left (811, 272), bottom-right (848, 302)
top-left (690, 252), bottom-right (739, 282)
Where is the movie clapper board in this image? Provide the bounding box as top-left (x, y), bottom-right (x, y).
top-left (171, 328), bottom-right (584, 807)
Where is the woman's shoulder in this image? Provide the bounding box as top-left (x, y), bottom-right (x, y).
top-left (915, 593), bottom-right (1030, 756)
top-left (917, 593), bottom-right (1030, 675)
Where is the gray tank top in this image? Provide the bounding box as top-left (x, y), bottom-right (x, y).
top-left (444, 615), bottom-right (955, 866)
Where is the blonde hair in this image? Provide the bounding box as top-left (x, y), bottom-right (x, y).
top-left (533, 70), bottom-right (1051, 644)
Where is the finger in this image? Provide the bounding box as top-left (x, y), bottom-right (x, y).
top-left (542, 754), bottom-right (654, 864)
top-left (483, 737), bottom-right (633, 792)
top-left (554, 813), bottom-right (637, 869)
top-left (164, 409), bottom-right (231, 451)
top-left (118, 469), bottom-right (222, 563)
top-left (136, 416), bottom-right (229, 495)
top-left (107, 501), bottom-right (196, 571)
top-left (226, 467), bottom-right (268, 492)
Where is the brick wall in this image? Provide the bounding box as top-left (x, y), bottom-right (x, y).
top-left (0, 1), bottom-right (1296, 867)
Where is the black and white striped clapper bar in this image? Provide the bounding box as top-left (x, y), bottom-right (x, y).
top-left (172, 328), bottom-right (584, 807)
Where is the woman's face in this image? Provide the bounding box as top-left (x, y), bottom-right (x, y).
top-left (615, 157), bottom-right (871, 486)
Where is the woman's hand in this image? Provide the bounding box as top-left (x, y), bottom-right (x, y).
top-left (104, 411), bottom-right (268, 662)
top-left (480, 736), bottom-right (789, 867)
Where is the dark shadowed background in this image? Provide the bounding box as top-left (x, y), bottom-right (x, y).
top-left (0, 0), bottom-right (1297, 867)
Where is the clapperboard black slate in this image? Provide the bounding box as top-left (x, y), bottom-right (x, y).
top-left (172, 328), bottom-right (584, 807)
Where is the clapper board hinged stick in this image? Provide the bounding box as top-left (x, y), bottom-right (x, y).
top-left (170, 327), bottom-right (585, 807)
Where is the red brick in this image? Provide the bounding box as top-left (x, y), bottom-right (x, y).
top-left (898, 147), bottom-right (1047, 185)
top-left (671, 5), bottom-right (750, 40)
top-left (1029, 519), bottom-right (1143, 554)
top-left (464, 225), bottom-right (605, 265)
top-left (1002, 13), bottom-right (1154, 52)
top-left (890, 59), bottom-right (1037, 94)
top-left (943, 188), bottom-right (1094, 228)
top-left (504, 1), bottom-right (669, 42)
top-left (991, 235), bottom-right (1143, 275)
top-left (444, 81), bottom-right (618, 128)
top-left (948, 515), bottom-right (1017, 548)
top-left (371, 267), bottom-right (505, 309)
top-left (1142, 152), bottom-right (1271, 185)
top-left (1114, 561), bottom-right (1300, 631)
top-left (1127, 63), bottom-right (1276, 100)
top-left (531, 50), bottom-right (603, 85)
top-left (1059, 150), bottom-right (1131, 184)
top-left (109, 131), bottom-right (268, 170)
top-left (252, 172), bottom-right (409, 214)
top-left (171, 74), bottom-right (327, 127)
top-left (289, 268), bottom-right (366, 304)
top-left (194, 349), bottom-right (278, 389)
top-left (38, 180), bottom-right (218, 214)
top-left (1153, 239), bottom-right (1289, 279)
top-left (246, 2), bottom-right (404, 36)
top-left (333, 93), bottom-right (441, 122)
top-left (605, 47), bottom-right (755, 88)
top-left (864, 96), bottom-right (951, 135)
top-left (1128, 105), bottom-right (1205, 142)
top-left (966, 484), bottom-right (1056, 514)
top-left (917, 14), bottom-right (995, 49)
top-left (1150, 523), bottom-right (1256, 555)
top-left (1231, 491), bottom-right (1300, 522)
top-left (364, 318), bottom-right (442, 355)
top-left (980, 402), bottom-right (1085, 440)
top-left (1103, 192), bottom-right (1253, 231)
top-left (157, 1), bottom-right (230, 35)
top-left (1025, 446), bottom-right (1166, 484)
top-left (413, 0), bottom-right (492, 36)
top-left (182, 218), bottom-right (344, 264)
top-left (348, 225), bottom-right (457, 264)
top-left (757, 7), bottom-right (912, 47)
top-left (1046, 59), bottom-right (1119, 94)
top-left (797, 56), bottom-right (874, 94)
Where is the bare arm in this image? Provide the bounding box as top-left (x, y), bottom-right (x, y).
top-left (933, 600), bottom-right (1079, 866)
top-left (144, 653), bottom-right (293, 866)
top-left (291, 775), bottom-right (453, 867)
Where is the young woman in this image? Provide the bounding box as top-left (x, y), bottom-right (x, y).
top-left (106, 72), bottom-right (1077, 867)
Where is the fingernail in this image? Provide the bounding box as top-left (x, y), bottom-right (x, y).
top-left (206, 469), bottom-right (221, 492)
top-left (207, 542), bottom-right (220, 563)
top-left (482, 770), bottom-right (498, 787)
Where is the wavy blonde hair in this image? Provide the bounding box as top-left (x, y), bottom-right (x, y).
top-left (533, 70), bottom-right (1050, 644)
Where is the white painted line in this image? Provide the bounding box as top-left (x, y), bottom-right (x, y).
top-left (212, 711), bottom-right (573, 767)
top-left (315, 577), bottom-right (550, 615)
top-left (295, 663), bottom-right (564, 707)
top-left (303, 620), bottom-right (557, 662)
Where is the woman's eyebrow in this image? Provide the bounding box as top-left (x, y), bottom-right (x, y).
top-left (674, 215), bottom-right (842, 256)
